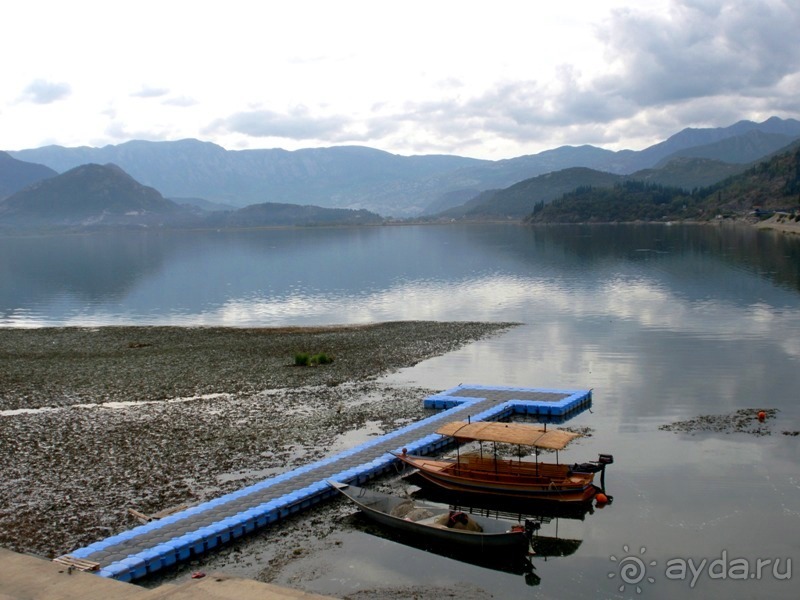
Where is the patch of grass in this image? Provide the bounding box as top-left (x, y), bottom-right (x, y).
top-left (293, 352), bottom-right (334, 366)
top-left (312, 352), bottom-right (333, 365)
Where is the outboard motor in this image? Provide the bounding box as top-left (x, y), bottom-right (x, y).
top-left (597, 453), bottom-right (614, 492)
top-left (524, 519), bottom-right (541, 556)
top-left (524, 518), bottom-right (541, 537)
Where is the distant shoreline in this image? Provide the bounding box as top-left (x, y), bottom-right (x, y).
top-left (2, 217), bottom-right (799, 238)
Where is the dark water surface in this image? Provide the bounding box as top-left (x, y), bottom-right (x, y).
top-left (2, 223), bottom-right (799, 598)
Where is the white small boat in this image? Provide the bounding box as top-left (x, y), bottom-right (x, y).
top-left (328, 480), bottom-right (538, 554)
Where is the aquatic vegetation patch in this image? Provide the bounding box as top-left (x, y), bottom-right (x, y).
top-left (659, 408), bottom-right (778, 436)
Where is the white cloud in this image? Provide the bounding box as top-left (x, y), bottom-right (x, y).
top-left (209, 107), bottom-right (353, 141)
top-left (596, 0), bottom-right (800, 107)
top-left (19, 79), bottom-right (72, 104)
top-left (131, 86), bottom-right (170, 99)
top-left (163, 96), bottom-right (198, 108)
top-left (1, 0), bottom-right (799, 157)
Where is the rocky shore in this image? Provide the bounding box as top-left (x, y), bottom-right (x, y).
top-left (755, 213), bottom-right (800, 235)
top-left (0, 321), bottom-right (515, 560)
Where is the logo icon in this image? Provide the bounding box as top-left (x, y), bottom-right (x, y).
top-left (609, 545), bottom-right (657, 594)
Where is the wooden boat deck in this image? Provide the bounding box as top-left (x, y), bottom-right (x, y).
top-left (63, 384), bottom-right (591, 582)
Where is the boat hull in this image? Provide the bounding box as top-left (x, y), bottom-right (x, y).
top-left (394, 453), bottom-right (599, 503)
top-left (329, 481), bottom-right (532, 553)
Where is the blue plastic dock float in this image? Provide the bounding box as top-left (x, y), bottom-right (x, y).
top-left (64, 384), bottom-right (590, 581)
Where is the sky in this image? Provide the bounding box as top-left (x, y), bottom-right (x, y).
top-left (2, 0), bottom-right (799, 160)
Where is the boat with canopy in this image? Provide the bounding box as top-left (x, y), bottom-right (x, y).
top-left (393, 420), bottom-right (613, 503)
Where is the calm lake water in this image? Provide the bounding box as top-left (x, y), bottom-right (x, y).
top-left (2, 223), bottom-right (799, 598)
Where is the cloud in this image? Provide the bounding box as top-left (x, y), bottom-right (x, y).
top-left (380, 0), bottom-right (800, 152)
top-left (370, 77), bottom-right (634, 152)
top-left (596, 0), bottom-right (800, 107)
top-left (19, 79), bottom-right (72, 104)
top-left (131, 86), bottom-right (170, 98)
top-left (163, 96), bottom-right (198, 107)
top-left (208, 106), bottom-right (353, 141)
top-left (104, 121), bottom-right (172, 143)
top-left (96, 0), bottom-right (798, 157)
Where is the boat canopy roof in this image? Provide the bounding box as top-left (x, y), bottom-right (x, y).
top-left (436, 420), bottom-right (581, 450)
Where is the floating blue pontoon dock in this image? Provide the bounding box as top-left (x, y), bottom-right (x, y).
top-left (64, 384), bottom-right (591, 582)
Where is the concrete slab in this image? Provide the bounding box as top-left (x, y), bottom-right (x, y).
top-left (143, 574), bottom-right (333, 599)
top-left (0, 548), bottom-right (144, 600)
top-left (0, 549), bottom-right (333, 600)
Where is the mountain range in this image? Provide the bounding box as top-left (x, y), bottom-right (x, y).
top-left (6, 117), bottom-right (800, 218)
top-left (526, 139), bottom-right (800, 224)
top-left (0, 151), bottom-right (57, 199)
top-left (438, 155), bottom-right (757, 220)
top-left (0, 163), bottom-right (382, 229)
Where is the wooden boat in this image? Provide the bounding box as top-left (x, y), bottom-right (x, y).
top-left (392, 420), bottom-right (613, 503)
top-left (410, 482), bottom-right (598, 521)
top-left (328, 480), bottom-right (538, 553)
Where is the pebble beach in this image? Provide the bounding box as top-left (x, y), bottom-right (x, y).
top-left (0, 321), bottom-right (515, 560)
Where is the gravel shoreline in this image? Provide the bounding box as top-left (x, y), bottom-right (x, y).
top-left (0, 321), bottom-right (514, 560)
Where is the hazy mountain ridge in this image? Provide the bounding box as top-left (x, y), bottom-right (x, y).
top-left (206, 201), bottom-right (383, 228)
top-left (628, 157), bottom-right (748, 189)
top-left (6, 117), bottom-right (800, 218)
top-left (436, 155), bottom-right (752, 220)
top-left (654, 129), bottom-right (799, 166)
top-left (634, 116), bottom-right (800, 166)
top-left (9, 141), bottom-right (483, 217)
top-left (172, 197), bottom-right (239, 212)
top-left (526, 139), bottom-right (800, 224)
top-left (0, 151), bottom-right (57, 199)
top-left (438, 167), bottom-right (624, 219)
top-left (0, 163), bottom-right (383, 230)
top-left (0, 163), bottom-right (184, 227)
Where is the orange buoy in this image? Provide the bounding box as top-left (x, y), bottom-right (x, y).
top-left (595, 492), bottom-right (609, 505)
top-left (758, 411), bottom-right (766, 422)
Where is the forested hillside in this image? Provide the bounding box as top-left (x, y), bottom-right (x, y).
top-left (527, 143), bottom-right (800, 223)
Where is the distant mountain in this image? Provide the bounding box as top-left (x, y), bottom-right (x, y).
top-left (631, 116), bottom-right (800, 168)
top-left (207, 202), bottom-right (382, 228)
top-left (0, 151), bottom-right (57, 199)
top-left (425, 117), bottom-right (800, 214)
top-left (9, 117), bottom-right (800, 217)
top-left (417, 145), bottom-right (625, 214)
top-left (655, 130), bottom-right (800, 166)
top-left (0, 163), bottom-right (385, 230)
top-left (172, 197), bottom-right (238, 212)
top-left (700, 139), bottom-right (800, 214)
top-left (437, 167), bottom-right (622, 219)
top-left (9, 140), bottom-right (483, 217)
top-left (0, 163), bottom-right (185, 227)
top-left (628, 157), bottom-right (748, 190)
top-left (526, 139), bottom-right (800, 223)
top-left (438, 155), bottom-right (752, 220)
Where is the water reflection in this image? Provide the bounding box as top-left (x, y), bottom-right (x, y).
top-left (344, 485), bottom-right (591, 588)
top-left (2, 224), bottom-right (799, 326)
top-left (5, 225), bottom-right (797, 597)
top-left (349, 512), bottom-right (540, 582)
top-left (342, 478), bottom-right (594, 589)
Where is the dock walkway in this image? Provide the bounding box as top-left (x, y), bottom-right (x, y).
top-left (65, 384), bottom-right (591, 582)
